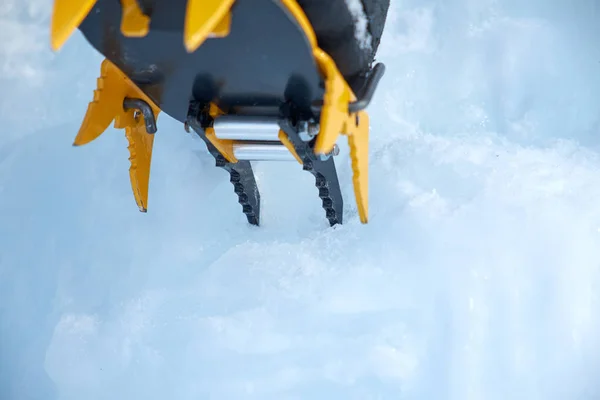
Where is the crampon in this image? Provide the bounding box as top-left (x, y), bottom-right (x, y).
top-left (50, 0), bottom-right (389, 226)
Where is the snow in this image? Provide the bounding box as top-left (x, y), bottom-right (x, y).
top-left (344, 0), bottom-right (373, 50)
top-left (2, 0), bottom-right (600, 399)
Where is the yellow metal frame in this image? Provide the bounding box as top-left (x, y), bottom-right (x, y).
top-left (204, 103), bottom-right (238, 163)
top-left (278, 130), bottom-right (303, 164)
top-left (50, 0), bottom-right (370, 223)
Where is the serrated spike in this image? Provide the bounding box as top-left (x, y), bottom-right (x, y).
top-left (347, 111), bottom-right (369, 223)
top-left (74, 58), bottom-right (162, 212)
top-left (278, 119), bottom-right (343, 226)
top-left (186, 108), bottom-right (260, 226)
top-left (123, 110), bottom-right (158, 212)
top-left (73, 61), bottom-right (125, 146)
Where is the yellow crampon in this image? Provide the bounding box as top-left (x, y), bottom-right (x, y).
top-left (282, 0), bottom-right (369, 222)
top-left (51, 0), bottom-right (378, 225)
top-left (75, 59), bottom-right (160, 212)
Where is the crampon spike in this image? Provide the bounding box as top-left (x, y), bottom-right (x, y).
top-left (186, 102), bottom-right (261, 226)
top-left (76, 59), bottom-right (161, 213)
top-left (280, 1), bottom-right (381, 224)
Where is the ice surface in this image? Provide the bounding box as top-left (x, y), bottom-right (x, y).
top-left (2, 0), bottom-right (600, 399)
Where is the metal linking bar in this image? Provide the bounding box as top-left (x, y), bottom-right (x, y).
top-left (233, 143), bottom-right (297, 161)
top-left (213, 115), bottom-right (281, 141)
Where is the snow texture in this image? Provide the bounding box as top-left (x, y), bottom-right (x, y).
top-left (344, 0), bottom-right (373, 50)
top-left (2, 0), bottom-right (600, 399)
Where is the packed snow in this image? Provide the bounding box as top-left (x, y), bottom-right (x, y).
top-left (2, 0), bottom-right (600, 399)
top-left (345, 0), bottom-right (373, 50)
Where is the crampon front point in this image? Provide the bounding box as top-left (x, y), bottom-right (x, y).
top-left (50, 0), bottom-right (388, 226)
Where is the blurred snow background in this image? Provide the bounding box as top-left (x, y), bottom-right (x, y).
top-left (2, 0), bottom-right (600, 399)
